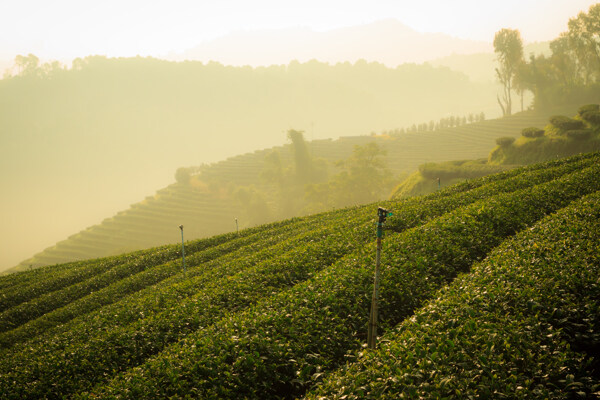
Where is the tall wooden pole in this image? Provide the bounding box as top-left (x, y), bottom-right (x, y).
top-left (179, 225), bottom-right (186, 274)
top-left (368, 207), bottom-right (389, 349)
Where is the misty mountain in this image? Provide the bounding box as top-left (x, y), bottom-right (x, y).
top-left (173, 19), bottom-right (492, 66)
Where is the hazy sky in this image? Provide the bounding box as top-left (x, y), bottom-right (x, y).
top-left (1, 0), bottom-right (597, 61)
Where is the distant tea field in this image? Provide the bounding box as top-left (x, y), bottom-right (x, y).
top-left (8, 104), bottom-right (581, 273)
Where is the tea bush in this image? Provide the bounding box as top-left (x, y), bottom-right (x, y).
top-left (308, 191), bottom-right (600, 399)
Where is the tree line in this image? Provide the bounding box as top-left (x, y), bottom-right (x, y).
top-left (494, 4), bottom-right (600, 115)
top-left (379, 111), bottom-right (486, 136)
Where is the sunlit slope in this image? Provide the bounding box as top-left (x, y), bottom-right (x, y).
top-left (10, 105), bottom-right (579, 272)
top-left (0, 152), bottom-right (599, 399)
top-left (307, 188), bottom-right (600, 399)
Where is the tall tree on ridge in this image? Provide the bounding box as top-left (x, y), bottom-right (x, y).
top-left (494, 28), bottom-right (524, 116)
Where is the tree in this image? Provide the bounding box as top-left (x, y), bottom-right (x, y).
top-left (14, 54), bottom-right (40, 77)
top-left (494, 29), bottom-right (524, 116)
top-left (305, 142), bottom-right (392, 211)
top-left (175, 167), bottom-right (191, 184)
top-left (564, 4), bottom-right (600, 84)
top-left (287, 129), bottom-right (312, 185)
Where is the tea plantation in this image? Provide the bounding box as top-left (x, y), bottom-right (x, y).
top-left (11, 104), bottom-right (579, 273)
top-left (0, 152), bottom-right (599, 399)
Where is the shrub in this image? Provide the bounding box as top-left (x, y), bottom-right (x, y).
top-left (174, 167), bottom-right (191, 184)
top-left (566, 129), bottom-right (592, 140)
top-left (581, 110), bottom-right (600, 126)
top-left (307, 191), bottom-right (600, 399)
top-left (577, 103), bottom-right (599, 116)
top-left (549, 115), bottom-right (585, 132)
top-left (496, 136), bottom-right (515, 147)
top-left (521, 127), bottom-right (545, 138)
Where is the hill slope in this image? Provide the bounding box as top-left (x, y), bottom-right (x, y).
top-left (0, 152), bottom-right (598, 398)
top-left (9, 103), bottom-right (581, 273)
top-left (0, 56), bottom-right (500, 271)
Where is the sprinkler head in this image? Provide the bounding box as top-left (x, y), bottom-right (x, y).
top-left (179, 225), bottom-right (184, 230)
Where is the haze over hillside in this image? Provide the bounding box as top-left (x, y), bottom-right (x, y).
top-left (171, 19), bottom-right (492, 66)
top-left (0, 58), bottom-right (499, 272)
top-left (1, 1), bottom-right (597, 273)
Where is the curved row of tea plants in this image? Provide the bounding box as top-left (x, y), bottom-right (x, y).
top-left (0, 152), bottom-right (596, 399)
top-left (0, 162), bottom-right (486, 398)
top-left (0, 255), bottom-right (130, 313)
top-left (0, 223), bottom-right (282, 334)
top-left (308, 190), bottom-right (600, 399)
top-left (0, 213), bottom-right (347, 349)
top-left (78, 162), bottom-right (600, 399)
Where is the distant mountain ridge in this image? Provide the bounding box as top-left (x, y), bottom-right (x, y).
top-left (172, 19), bottom-right (493, 66)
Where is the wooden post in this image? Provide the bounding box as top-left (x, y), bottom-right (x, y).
top-left (179, 225), bottom-right (186, 273)
top-left (368, 207), bottom-right (389, 349)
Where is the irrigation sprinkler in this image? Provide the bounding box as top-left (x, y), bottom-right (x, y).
top-left (235, 218), bottom-right (239, 235)
top-left (179, 225), bottom-right (186, 273)
top-left (437, 177), bottom-right (441, 190)
top-left (367, 206), bottom-right (391, 349)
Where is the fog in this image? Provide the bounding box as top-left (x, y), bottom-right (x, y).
top-left (0, 55), bottom-right (503, 270)
top-left (0, 1), bottom-right (597, 271)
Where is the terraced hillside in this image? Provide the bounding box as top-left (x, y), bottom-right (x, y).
top-left (1, 152), bottom-right (599, 399)
top-left (10, 104), bottom-right (580, 272)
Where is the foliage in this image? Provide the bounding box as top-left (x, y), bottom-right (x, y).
top-left (174, 167), bottom-right (191, 184)
top-left (0, 154), bottom-right (598, 399)
top-left (549, 115), bottom-right (586, 132)
top-left (578, 103), bottom-right (600, 115)
top-left (307, 191), bottom-right (600, 399)
top-left (305, 142), bottom-right (393, 210)
top-left (521, 126), bottom-right (545, 138)
top-left (418, 159), bottom-right (509, 181)
top-left (496, 136), bottom-right (515, 147)
top-left (519, 5), bottom-right (600, 109)
top-left (566, 129), bottom-right (593, 140)
top-left (78, 157), bottom-right (600, 399)
top-left (490, 107), bottom-right (600, 165)
top-left (581, 110), bottom-right (600, 126)
top-left (494, 28), bottom-right (524, 116)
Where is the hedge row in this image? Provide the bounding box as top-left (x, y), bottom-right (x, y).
top-left (0, 153), bottom-right (572, 399)
top-left (418, 160), bottom-right (509, 181)
top-left (0, 256), bottom-right (125, 313)
top-left (79, 162), bottom-right (600, 399)
top-left (0, 227), bottom-right (265, 334)
top-left (550, 115), bottom-right (586, 131)
top-left (308, 190), bottom-right (600, 399)
top-left (0, 206), bottom-right (381, 397)
top-left (0, 210), bottom-right (350, 349)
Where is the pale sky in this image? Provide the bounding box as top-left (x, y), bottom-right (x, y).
top-left (1, 0), bottom-right (598, 61)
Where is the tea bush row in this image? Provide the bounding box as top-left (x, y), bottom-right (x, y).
top-left (0, 206), bottom-right (384, 397)
top-left (0, 212), bottom-right (344, 349)
top-left (1, 153), bottom-right (597, 399)
top-left (81, 163), bottom-right (600, 400)
top-left (308, 190), bottom-right (600, 399)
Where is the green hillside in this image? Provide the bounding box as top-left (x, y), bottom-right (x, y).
top-left (9, 103), bottom-right (582, 273)
top-left (391, 103), bottom-right (600, 199)
top-left (0, 152), bottom-right (599, 398)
